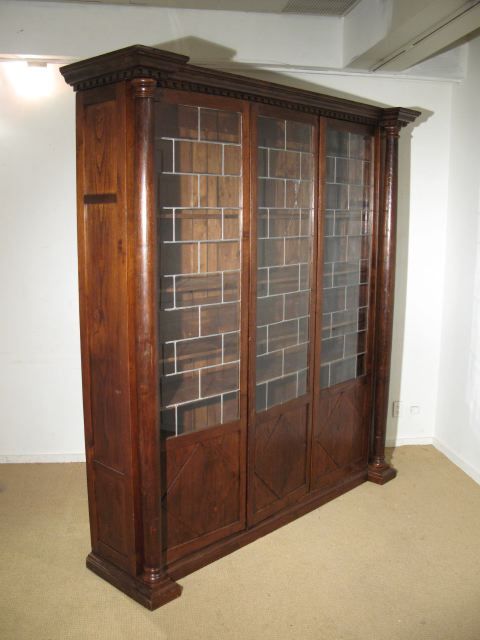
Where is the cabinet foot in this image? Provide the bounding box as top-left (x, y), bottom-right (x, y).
top-left (367, 462), bottom-right (397, 485)
top-left (86, 553), bottom-right (182, 610)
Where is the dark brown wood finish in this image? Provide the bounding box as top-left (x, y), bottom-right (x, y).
top-left (168, 465), bottom-right (367, 580)
top-left (368, 111), bottom-right (409, 484)
top-left (129, 79), bottom-right (182, 607)
top-left (311, 379), bottom-right (370, 489)
top-left (61, 45), bottom-right (381, 123)
top-left (311, 119), bottom-right (377, 490)
top-left (248, 104), bottom-right (318, 525)
top-left (76, 83), bottom-right (138, 573)
top-left (247, 100), bottom-right (260, 523)
top-left (61, 46), bottom-right (420, 610)
top-left (75, 77), bottom-right (183, 608)
top-left (131, 77), bottom-right (161, 582)
top-left (162, 422), bottom-right (244, 563)
top-left (310, 116), bottom-right (328, 489)
top-left (154, 90), bottom-right (250, 562)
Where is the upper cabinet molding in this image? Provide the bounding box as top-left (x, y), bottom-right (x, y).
top-left (60, 44), bottom-right (420, 126)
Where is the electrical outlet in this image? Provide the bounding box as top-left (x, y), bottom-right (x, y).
top-left (392, 400), bottom-right (402, 417)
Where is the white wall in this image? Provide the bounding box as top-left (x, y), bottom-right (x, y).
top-left (0, 60), bottom-right (84, 461)
top-left (435, 35), bottom-right (480, 484)
top-left (0, 0), bottom-right (342, 67)
top-left (0, 0), bottom-right (456, 460)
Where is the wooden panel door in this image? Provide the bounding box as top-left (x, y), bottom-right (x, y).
top-left (311, 119), bottom-right (377, 491)
top-left (154, 91), bottom-right (250, 562)
top-left (248, 106), bottom-right (319, 525)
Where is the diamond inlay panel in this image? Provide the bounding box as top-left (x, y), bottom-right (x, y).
top-left (255, 116), bottom-right (314, 411)
top-left (320, 127), bottom-right (373, 389)
top-left (156, 102), bottom-right (242, 437)
top-left (253, 405), bottom-right (308, 517)
top-left (163, 429), bottom-right (242, 551)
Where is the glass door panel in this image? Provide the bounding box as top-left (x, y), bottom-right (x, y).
top-left (320, 126), bottom-right (374, 388)
top-left (155, 102), bottom-right (243, 437)
top-left (255, 116), bottom-right (315, 411)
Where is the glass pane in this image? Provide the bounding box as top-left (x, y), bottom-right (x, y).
top-left (255, 116), bottom-right (315, 411)
top-left (320, 127), bottom-right (373, 388)
top-left (155, 102), bottom-right (242, 437)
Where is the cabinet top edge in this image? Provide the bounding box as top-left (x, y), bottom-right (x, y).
top-left (60, 44), bottom-right (421, 126)
top-left (60, 44), bottom-right (190, 86)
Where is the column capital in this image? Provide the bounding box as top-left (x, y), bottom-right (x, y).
top-left (131, 77), bottom-right (157, 99)
top-left (379, 107), bottom-right (420, 133)
top-left (381, 122), bottom-right (401, 139)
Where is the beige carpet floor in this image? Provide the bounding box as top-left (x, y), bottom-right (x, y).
top-left (1, 446), bottom-right (480, 640)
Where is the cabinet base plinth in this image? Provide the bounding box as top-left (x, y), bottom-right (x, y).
top-left (86, 552), bottom-right (182, 610)
top-left (367, 463), bottom-right (397, 485)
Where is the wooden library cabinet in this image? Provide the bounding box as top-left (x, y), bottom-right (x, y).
top-left (61, 45), bottom-right (420, 609)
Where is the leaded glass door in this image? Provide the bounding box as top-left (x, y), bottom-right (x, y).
top-left (311, 119), bottom-right (377, 491)
top-left (155, 91), bottom-right (249, 561)
top-left (248, 106), bottom-right (318, 525)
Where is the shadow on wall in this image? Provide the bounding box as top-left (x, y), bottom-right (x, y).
top-left (154, 35), bottom-right (394, 106)
top-left (154, 35), bottom-right (430, 447)
top-left (153, 36), bottom-right (237, 66)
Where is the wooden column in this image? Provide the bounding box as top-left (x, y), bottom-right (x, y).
top-left (368, 117), bottom-right (401, 485)
top-left (131, 77), bottom-right (182, 605)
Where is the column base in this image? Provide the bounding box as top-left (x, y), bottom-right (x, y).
top-left (86, 552), bottom-right (182, 610)
top-left (367, 462), bottom-right (397, 485)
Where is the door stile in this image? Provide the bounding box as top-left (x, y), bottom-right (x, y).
top-left (309, 116), bottom-right (327, 491)
top-left (304, 115), bottom-right (321, 494)
top-left (239, 100), bottom-right (252, 529)
top-left (366, 127), bottom-right (383, 444)
top-left (246, 103), bottom-right (260, 527)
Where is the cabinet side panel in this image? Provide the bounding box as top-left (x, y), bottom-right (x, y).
top-left (94, 464), bottom-right (129, 559)
top-left (84, 98), bottom-right (118, 194)
top-left (85, 203), bottom-right (130, 471)
top-left (78, 87), bottom-right (136, 572)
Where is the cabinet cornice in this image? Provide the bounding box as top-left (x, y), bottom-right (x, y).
top-left (61, 45), bottom-right (420, 127)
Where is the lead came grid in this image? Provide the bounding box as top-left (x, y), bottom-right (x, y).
top-left (255, 116), bottom-right (314, 411)
top-left (320, 128), bottom-right (373, 388)
top-left (155, 103), bottom-right (242, 437)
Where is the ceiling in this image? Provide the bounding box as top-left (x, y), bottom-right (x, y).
top-left (16, 0), bottom-right (362, 16)
top-left (281, 0), bottom-right (361, 14)
top-left (10, 0), bottom-right (480, 76)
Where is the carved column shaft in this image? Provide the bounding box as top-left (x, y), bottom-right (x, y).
top-left (131, 77), bottom-right (164, 582)
top-left (368, 122), bottom-right (401, 485)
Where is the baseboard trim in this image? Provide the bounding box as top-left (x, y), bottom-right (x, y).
top-left (432, 437), bottom-right (480, 485)
top-left (0, 453), bottom-right (86, 463)
top-left (386, 436), bottom-right (434, 447)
